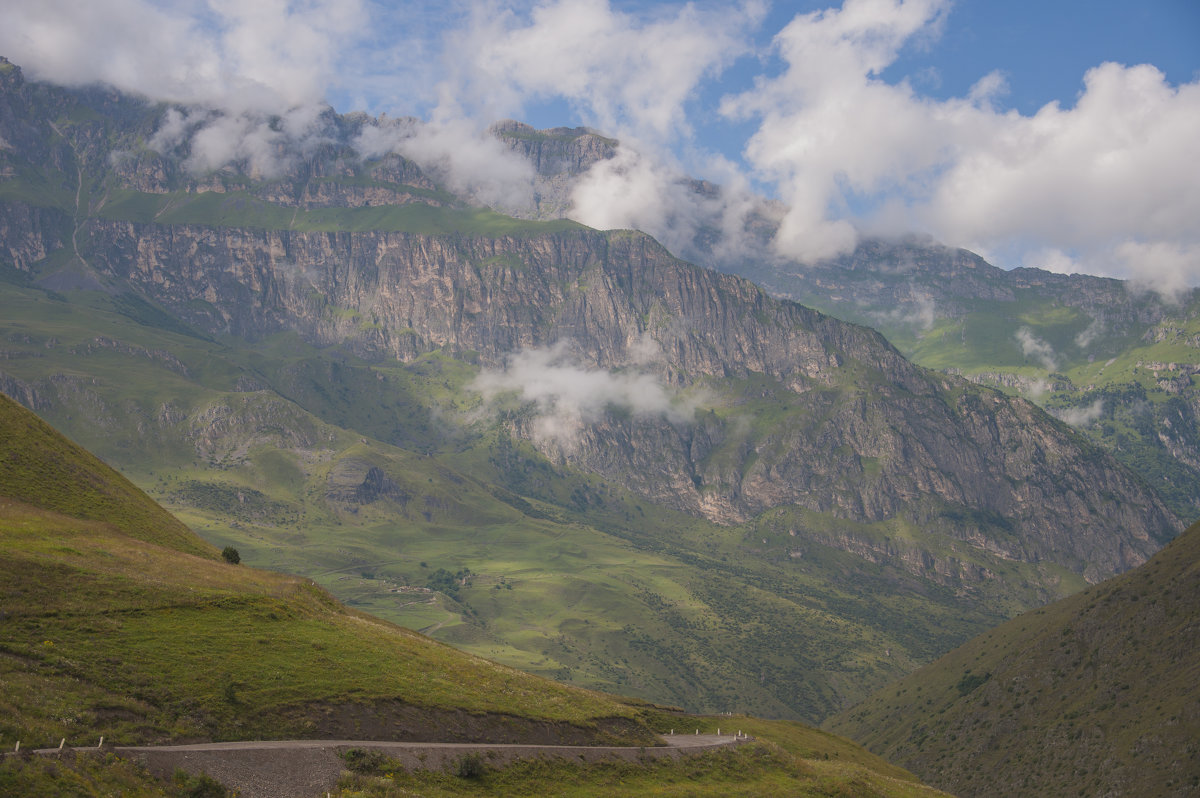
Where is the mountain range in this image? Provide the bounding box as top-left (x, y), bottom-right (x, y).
top-left (0, 55), bottom-right (1186, 730)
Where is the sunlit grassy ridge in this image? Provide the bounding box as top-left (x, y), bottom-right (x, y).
top-left (93, 187), bottom-right (586, 235)
top-left (0, 392), bottom-right (659, 749)
top-left (0, 393), bottom-right (212, 557)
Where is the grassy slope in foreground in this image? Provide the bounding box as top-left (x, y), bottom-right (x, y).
top-left (0, 391), bottom-right (649, 747)
top-left (825, 518), bottom-right (1200, 798)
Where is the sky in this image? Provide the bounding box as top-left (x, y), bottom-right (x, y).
top-left (2, 0), bottom-right (1199, 292)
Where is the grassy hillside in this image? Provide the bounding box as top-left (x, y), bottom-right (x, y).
top-left (0, 284), bottom-right (1080, 723)
top-left (0, 390), bottom-right (652, 748)
top-left (825, 519), bottom-right (1200, 797)
top-left (0, 393), bottom-right (212, 557)
top-left (0, 366), bottom-right (947, 798)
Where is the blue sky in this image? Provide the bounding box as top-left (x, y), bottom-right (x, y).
top-left (2, 0), bottom-right (1198, 288)
top-left (504, 0), bottom-right (1199, 162)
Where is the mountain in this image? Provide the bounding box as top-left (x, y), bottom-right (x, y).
top-left (484, 113), bottom-right (1200, 528)
top-left (735, 236), bottom-right (1200, 524)
top-left (0, 392), bottom-right (949, 798)
top-left (0, 57), bottom-right (1183, 722)
top-left (825, 515), bottom-right (1200, 797)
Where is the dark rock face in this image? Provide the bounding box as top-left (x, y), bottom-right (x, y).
top-left (327, 459), bottom-right (411, 506)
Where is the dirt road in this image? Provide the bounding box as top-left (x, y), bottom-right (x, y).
top-left (33, 733), bottom-right (747, 798)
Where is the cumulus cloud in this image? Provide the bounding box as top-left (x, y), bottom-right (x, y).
top-left (567, 146), bottom-right (771, 263)
top-left (720, 0), bottom-right (1200, 285)
top-left (7, 0), bottom-right (1197, 290)
top-left (1, 0), bottom-right (372, 178)
top-left (1015, 327), bottom-right (1058, 371)
top-left (1051, 399), bottom-right (1105, 428)
top-left (0, 0), bottom-right (366, 114)
top-left (470, 341), bottom-right (696, 446)
top-left (442, 0), bottom-right (763, 146)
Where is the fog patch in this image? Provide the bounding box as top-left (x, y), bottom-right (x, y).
top-left (470, 340), bottom-right (700, 447)
top-left (1052, 400), bottom-right (1105, 428)
top-left (1015, 327), bottom-right (1059, 371)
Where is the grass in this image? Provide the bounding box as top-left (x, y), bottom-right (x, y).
top-left (0, 393), bottom-right (664, 750)
top-left (89, 187), bottom-right (586, 236)
top-left (0, 286), bottom-right (1090, 724)
top-left (0, 751), bottom-right (175, 798)
top-left (325, 719), bottom-right (949, 798)
top-left (0, 496), bottom-right (649, 747)
top-left (0, 345), bottom-right (947, 798)
top-left (0, 394), bottom-right (213, 557)
top-left (825, 519), bottom-right (1200, 797)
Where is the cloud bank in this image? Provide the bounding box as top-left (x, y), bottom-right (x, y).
top-left (470, 341), bottom-right (695, 447)
top-left (721, 0), bottom-right (1200, 289)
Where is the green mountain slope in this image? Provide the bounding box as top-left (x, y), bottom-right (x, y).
top-left (0, 58), bottom-right (1183, 725)
top-left (0, 390), bottom-right (948, 798)
top-left (0, 390), bottom-right (653, 747)
top-left (741, 237), bottom-right (1200, 523)
top-left (825, 518), bottom-right (1200, 797)
top-left (0, 284), bottom-right (1027, 723)
top-left (0, 389), bottom-right (211, 557)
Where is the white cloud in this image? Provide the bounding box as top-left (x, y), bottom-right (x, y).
top-left (1052, 399), bottom-right (1104, 428)
top-left (1, 0), bottom-right (370, 178)
top-left (6, 0), bottom-right (1197, 288)
top-left (442, 0), bottom-right (763, 146)
top-left (0, 0), bottom-right (367, 114)
top-left (722, 0), bottom-right (957, 262)
top-left (721, 1), bottom-right (1200, 283)
top-left (1015, 326), bottom-right (1058, 371)
top-left (470, 341), bottom-right (696, 446)
top-left (1117, 241), bottom-right (1200, 304)
top-left (355, 116), bottom-right (537, 211)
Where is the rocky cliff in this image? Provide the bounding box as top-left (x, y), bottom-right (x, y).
top-left (0, 59), bottom-right (1182, 587)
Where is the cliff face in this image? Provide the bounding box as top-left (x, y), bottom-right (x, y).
top-left (66, 216), bottom-right (1177, 579)
top-left (491, 120), bottom-right (616, 219)
top-left (0, 59), bottom-right (1181, 589)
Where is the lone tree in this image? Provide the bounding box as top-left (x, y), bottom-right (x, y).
top-left (221, 546), bottom-right (240, 565)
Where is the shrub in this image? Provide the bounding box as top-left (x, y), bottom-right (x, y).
top-left (341, 747), bottom-right (389, 775)
top-left (454, 752), bottom-right (487, 779)
top-left (172, 769), bottom-right (228, 798)
top-left (220, 546), bottom-right (240, 565)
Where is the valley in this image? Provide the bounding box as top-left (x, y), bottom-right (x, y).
top-left (0, 58), bottom-right (1186, 724)
top-left (0, 52), bottom-right (1197, 797)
